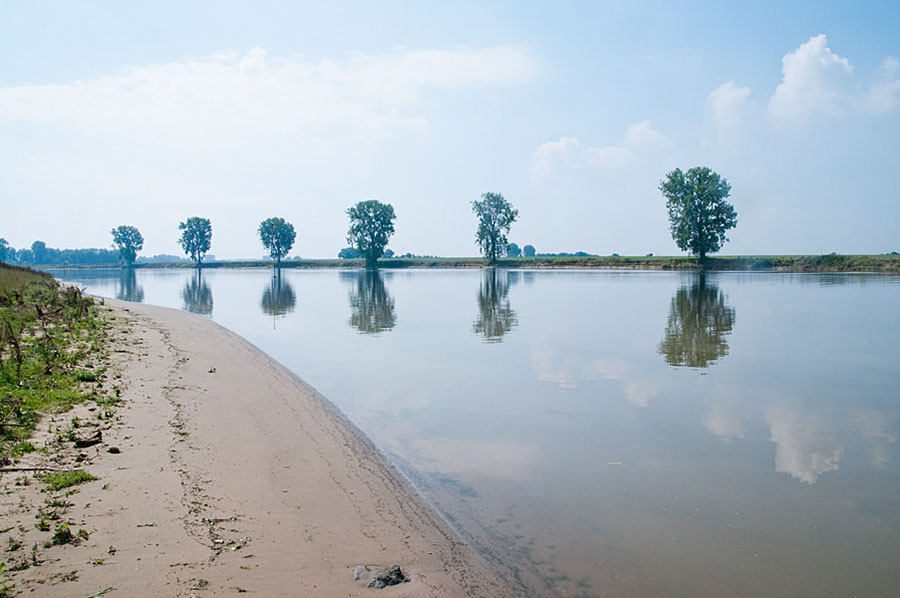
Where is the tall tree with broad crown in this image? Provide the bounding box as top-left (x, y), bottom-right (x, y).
top-left (111, 225), bottom-right (144, 266)
top-left (660, 167), bottom-right (737, 260)
top-left (472, 192), bottom-right (518, 263)
top-left (258, 217), bottom-right (296, 267)
top-left (346, 200), bottom-right (396, 269)
top-left (178, 217), bottom-right (212, 266)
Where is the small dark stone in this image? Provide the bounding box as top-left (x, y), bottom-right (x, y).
top-left (366, 565), bottom-right (409, 589)
top-left (107, 447), bottom-right (121, 454)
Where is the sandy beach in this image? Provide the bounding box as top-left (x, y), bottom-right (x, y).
top-left (1, 298), bottom-right (509, 597)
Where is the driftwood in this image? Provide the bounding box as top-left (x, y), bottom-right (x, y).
top-left (0, 467), bottom-right (69, 473)
top-left (74, 430), bottom-right (102, 448)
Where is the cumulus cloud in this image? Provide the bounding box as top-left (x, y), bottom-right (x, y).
top-left (624, 120), bottom-right (670, 150)
top-left (769, 34), bottom-right (854, 121)
top-left (866, 57), bottom-right (900, 113)
top-left (530, 121), bottom-right (667, 180)
top-left (707, 81), bottom-right (752, 131)
top-left (0, 45), bottom-right (538, 142)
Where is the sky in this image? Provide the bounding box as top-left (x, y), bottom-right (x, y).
top-left (1, 1), bottom-right (898, 259)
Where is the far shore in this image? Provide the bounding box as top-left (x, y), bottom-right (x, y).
top-left (34, 253), bottom-right (900, 273)
top-left (2, 298), bottom-right (511, 597)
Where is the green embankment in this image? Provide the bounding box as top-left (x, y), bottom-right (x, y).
top-left (0, 263), bottom-right (113, 462)
top-left (30, 253), bottom-right (900, 271)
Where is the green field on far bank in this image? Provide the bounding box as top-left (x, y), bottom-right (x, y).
top-left (37, 253), bottom-right (900, 272)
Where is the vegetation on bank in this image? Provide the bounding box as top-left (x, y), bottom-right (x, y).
top-left (36, 253), bottom-right (900, 272)
top-left (0, 263), bottom-right (111, 464)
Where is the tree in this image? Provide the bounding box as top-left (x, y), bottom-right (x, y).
top-left (258, 217), bottom-right (296, 267)
top-left (346, 200), bottom-right (396, 269)
top-left (31, 241), bottom-right (48, 265)
top-left (472, 192), bottom-right (518, 263)
top-left (507, 242), bottom-right (522, 257)
top-left (383, 248), bottom-right (394, 258)
top-left (178, 217), bottom-right (212, 266)
top-left (660, 167), bottom-right (737, 260)
top-left (111, 225), bottom-right (144, 266)
top-left (0, 238), bottom-right (11, 264)
top-left (338, 247), bottom-right (362, 259)
top-left (523, 244), bottom-right (535, 257)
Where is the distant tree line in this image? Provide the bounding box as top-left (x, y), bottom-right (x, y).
top-left (2, 166), bottom-right (742, 269)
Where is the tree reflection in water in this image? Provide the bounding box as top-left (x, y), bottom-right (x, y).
top-left (260, 272), bottom-right (296, 318)
top-left (473, 268), bottom-right (518, 343)
top-left (116, 268), bottom-right (144, 302)
top-left (181, 270), bottom-right (213, 315)
top-left (348, 270), bottom-right (395, 334)
top-left (658, 274), bottom-right (735, 367)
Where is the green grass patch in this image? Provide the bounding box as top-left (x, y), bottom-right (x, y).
top-left (0, 263), bottom-right (52, 296)
top-left (43, 470), bottom-right (98, 492)
top-left (1, 271), bottom-right (110, 459)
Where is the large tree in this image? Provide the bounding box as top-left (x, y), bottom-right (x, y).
top-left (346, 200), bottom-right (396, 269)
top-left (258, 217), bottom-right (296, 266)
top-left (178, 217), bottom-right (212, 266)
top-left (660, 167), bottom-right (737, 260)
top-left (0, 238), bottom-right (11, 264)
top-left (111, 225), bottom-right (144, 266)
top-left (472, 192), bottom-right (518, 263)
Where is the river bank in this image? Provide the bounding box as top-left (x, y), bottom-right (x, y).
top-left (31, 253), bottom-right (900, 272)
top-left (1, 298), bottom-right (509, 597)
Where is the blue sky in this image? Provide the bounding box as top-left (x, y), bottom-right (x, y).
top-left (2, 1), bottom-right (898, 258)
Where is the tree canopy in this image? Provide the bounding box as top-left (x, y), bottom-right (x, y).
top-left (523, 244), bottom-right (535, 257)
top-left (257, 217), bottom-right (296, 266)
top-left (660, 167), bottom-right (737, 260)
top-left (507, 242), bottom-right (522, 257)
top-left (346, 200), bottom-right (396, 269)
top-left (472, 192), bottom-right (518, 263)
top-left (111, 225), bottom-right (144, 266)
top-left (0, 239), bottom-right (11, 264)
top-left (338, 247), bottom-right (362, 259)
top-left (178, 217), bottom-right (212, 266)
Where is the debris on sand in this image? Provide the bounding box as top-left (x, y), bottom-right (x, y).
top-left (366, 565), bottom-right (410, 589)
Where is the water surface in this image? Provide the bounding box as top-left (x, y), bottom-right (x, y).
top-left (51, 267), bottom-right (900, 597)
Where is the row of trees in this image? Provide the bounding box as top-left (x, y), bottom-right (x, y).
top-left (2, 166), bottom-right (737, 268)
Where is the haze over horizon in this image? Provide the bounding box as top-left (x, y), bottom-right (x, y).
top-left (2, 1), bottom-right (898, 260)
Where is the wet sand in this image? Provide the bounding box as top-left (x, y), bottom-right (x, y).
top-left (2, 299), bottom-right (509, 597)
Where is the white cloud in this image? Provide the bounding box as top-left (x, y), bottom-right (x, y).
top-left (866, 57), bottom-right (900, 113)
top-left (624, 120), bottom-right (669, 150)
top-left (769, 34), bottom-right (855, 121)
top-left (0, 45), bottom-right (538, 143)
top-left (530, 121), bottom-right (668, 180)
top-left (707, 81), bottom-right (751, 131)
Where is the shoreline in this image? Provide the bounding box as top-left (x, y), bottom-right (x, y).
top-left (31, 253), bottom-right (900, 273)
top-left (2, 298), bottom-right (511, 597)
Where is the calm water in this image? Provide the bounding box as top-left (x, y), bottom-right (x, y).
top-left (49, 267), bottom-right (900, 597)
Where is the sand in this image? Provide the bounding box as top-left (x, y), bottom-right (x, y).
top-left (1, 298), bottom-right (510, 597)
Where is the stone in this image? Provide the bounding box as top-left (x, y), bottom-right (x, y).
top-left (366, 565), bottom-right (409, 589)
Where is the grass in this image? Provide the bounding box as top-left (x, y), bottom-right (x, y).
top-left (43, 470), bottom-right (98, 492)
top-left (0, 263), bottom-right (52, 295)
top-left (41, 253), bottom-right (900, 272)
top-left (0, 263), bottom-right (111, 461)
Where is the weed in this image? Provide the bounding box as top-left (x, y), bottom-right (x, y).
top-left (43, 470), bottom-right (98, 492)
top-left (51, 523), bottom-right (74, 545)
